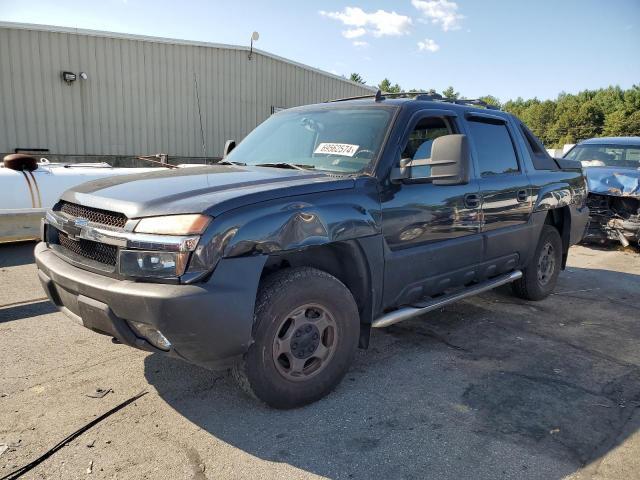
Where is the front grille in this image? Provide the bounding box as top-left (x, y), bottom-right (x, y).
top-left (59, 201), bottom-right (127, 228)
top-left (58, 232), bottom-right (118, 266)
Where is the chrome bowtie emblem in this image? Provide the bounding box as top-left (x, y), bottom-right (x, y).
top-left (67, 217), bottom-right (89, 240)
top-left (74, 217), bottom-right (89, 228)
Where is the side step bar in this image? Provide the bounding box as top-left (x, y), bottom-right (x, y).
top-left (372, 270), bottom-right (523, 329)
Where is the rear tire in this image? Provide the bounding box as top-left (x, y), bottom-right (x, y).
top-left (233, 267), bottom-right (359, 409)
top-left (511, 225), bottom-right (563, 301)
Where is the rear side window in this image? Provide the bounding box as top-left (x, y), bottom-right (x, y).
top-left (519, 123), bottom-right (558, 170)
top-left (466, 119), bottom-right (519, 176)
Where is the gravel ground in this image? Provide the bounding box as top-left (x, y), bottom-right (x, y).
top-left (0, 242), bottom-right (639, 480)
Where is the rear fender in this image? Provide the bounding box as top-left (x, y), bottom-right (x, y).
top-left (533, 182), bottom-right (573, 212)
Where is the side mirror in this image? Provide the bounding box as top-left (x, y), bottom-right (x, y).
top-left (223, 139), bottom-right (236, 158)
top-left (428, 134), bottom-right (471, 185)
top-left (390, 134), bottom-right (470, 185)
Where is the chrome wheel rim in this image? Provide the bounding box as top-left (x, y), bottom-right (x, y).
top-left (537, 242), bottom-right (556, 286)
top-left (272, 303), bottom-right (338, 382)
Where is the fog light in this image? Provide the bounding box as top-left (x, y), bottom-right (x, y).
top-left (128, 321), bottom-right (171, 351)
top-left (119, 250), bottom-right (189, 278)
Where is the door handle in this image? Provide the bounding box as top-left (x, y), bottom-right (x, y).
top-left (516, 189), bottom-right (528, 203)
top-left (464, 193), bottom-right (481, 208)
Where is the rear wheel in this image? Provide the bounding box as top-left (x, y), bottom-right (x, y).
top-left (233, 267), bottom-right (359, 409)
top-left (512, 225), bottom-right (563, 301)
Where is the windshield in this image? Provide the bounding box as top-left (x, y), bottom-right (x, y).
top-left (226, 107), bottom-right (394, 173)
top-left (565, 144), bottom-right (640, 169)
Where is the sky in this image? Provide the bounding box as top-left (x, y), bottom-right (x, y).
top-left (1, 0), bottom-right (638, 102)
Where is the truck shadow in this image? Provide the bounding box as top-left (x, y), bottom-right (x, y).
top-left (144, 265), bottom-right (640, 480)
top-left (0, 241), bottom-right (37, 267)
top-left (0, 300), bottom-right (57, 323)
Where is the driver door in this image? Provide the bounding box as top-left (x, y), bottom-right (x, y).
top-left (380, 110), bottom-right (482, 308)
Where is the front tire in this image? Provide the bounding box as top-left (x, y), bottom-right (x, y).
top-left (233, 267), bottom-right (359, 409)
top-left (512, 224), bottom-right (563, 301)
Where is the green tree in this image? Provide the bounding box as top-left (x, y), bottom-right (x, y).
top-left (592, 86), bottom-right (625, 115)
top-left (575, 101), bottom-right (605, 140)
top-left (623, 84), bottom-right (640, 111)
top-left (349, 72), bottom-right (365, 84)
top-left (519, 100), bottom-right (557, 145)
top-left (442, 86), bottom-right (459, 99)
top-left (479, 95), bottom-right (502, 108)
top-left (369, 84), bottom-right (640, 147)
top-left (604, 109), bottom-right (640, 137)
top-left (547, 96), bottom-right (604, 145)
top-left (607, 85), bottom-right (640, 137)
top-left (378, 78), bottom-right (402, 93)
top-left (503, 97), bottom-right (527, 118)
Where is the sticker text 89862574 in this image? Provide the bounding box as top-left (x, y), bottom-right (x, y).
top-left (314, 143), bottom-right (359, 157)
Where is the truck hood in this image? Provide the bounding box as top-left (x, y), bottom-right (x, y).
top-left (61, 165), bottom-right (355, 218)
top-left (585, 167), bottom-right (640, 198)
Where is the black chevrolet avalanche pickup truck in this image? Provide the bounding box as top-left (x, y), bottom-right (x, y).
top-left (35, 93), bottom-right (589, 408)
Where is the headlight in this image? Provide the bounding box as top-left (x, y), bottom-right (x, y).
top-left (134, 214), bottom-right (211, 235)
top-left (119, 250), bottom-right (190, 278)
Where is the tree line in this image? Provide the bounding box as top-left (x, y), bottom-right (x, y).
top-left (349, 74), bottom-right (640, 148)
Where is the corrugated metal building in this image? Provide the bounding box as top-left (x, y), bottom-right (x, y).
top-left (0, 22), bottom-right (374, 162)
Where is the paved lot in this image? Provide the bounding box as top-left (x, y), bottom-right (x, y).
top-left (0, 242), bottom-right (639, 480)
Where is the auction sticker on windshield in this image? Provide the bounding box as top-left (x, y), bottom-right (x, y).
top-left (314, 143), bottom-right (359, 157)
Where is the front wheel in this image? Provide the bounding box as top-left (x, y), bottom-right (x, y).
top-left (512, 224), bottom-right (563, 301)
top-left (233, 267), bottom-right (359, 409)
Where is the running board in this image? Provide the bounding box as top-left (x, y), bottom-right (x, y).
top-left (371, 270), bottom-right (523, 329)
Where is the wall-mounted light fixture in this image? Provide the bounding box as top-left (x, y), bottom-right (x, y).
top-left (248, 31), bottom-right (259, 60)
top-left (61, 71), bottom-right (77, 84)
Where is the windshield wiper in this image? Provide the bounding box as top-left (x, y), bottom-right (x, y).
top-left (254, 162), bottom-right (315, 171)
top-left (217, 160), bottom-right (246, 166)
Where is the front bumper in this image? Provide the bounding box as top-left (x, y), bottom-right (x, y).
top-left (35, 242), bottom-right (267, 370)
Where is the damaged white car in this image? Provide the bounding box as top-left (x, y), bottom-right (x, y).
top-left (564, 137), bottom-right (640, 247)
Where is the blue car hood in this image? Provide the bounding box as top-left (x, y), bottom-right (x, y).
top-left (585, 167), bottom-right (640, 198)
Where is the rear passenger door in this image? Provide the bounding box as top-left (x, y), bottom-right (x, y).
top-left (464, 113), bottom-right (532, 261)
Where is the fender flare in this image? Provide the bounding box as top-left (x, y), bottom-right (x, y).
top-left (533, 182), bottom-right (574, 212)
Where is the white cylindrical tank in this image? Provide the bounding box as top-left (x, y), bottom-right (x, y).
top-left (0, 160), bottom-right (157, 242)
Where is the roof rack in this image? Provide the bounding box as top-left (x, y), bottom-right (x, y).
top-left (452, 98), bottom-right (501, 110)
top-left (327, 90), bottom-right (501, 110)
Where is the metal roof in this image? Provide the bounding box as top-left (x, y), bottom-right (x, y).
top-left (0, 21), bottom-right (375, 92)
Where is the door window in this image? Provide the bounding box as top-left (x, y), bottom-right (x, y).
top-left (467, 119), bottom-right (520, 176)
top-left (401, 117), bottom-right (453, 178)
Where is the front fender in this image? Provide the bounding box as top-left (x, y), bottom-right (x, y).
top-left (186, 178), bottom-right (381, 277)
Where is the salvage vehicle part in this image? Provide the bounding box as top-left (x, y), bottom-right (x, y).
top-left (584, 194), bottom-right (640, 246)
top-left (564, 137), bottom-right (640, 246)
